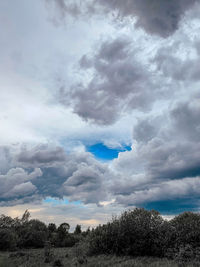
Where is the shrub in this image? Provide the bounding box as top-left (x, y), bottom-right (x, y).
top-left (20, 230), bottom-right (47, 248)
top-left (0, 229), bottom-right (17, 250)
top-left (18, 219), bottom-right (48, 248)
top-left (89, 208), bottom-right (170, 257)
top-left (171, 212), bottom-right (200, 249)
top-left (74, 224), bottom-right (82, 235)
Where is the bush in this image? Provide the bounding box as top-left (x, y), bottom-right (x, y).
top-left (0, 229), bottom-right (17, 250)
top-left (89, 208), bottom-right (171, 257)
top-left (20, 230), bottom-right (47, 248)
top-left (171, 212), bottom-right (200, 249)
top-left (17, 219), bottom-right (48, 248)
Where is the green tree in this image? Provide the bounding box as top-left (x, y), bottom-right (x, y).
top-left (171, 212), bottom-right (200, 248)
top-left (0, 229), bottom-right (17, 250)
top-left (74, 224), bottom-right (82, 235)
top-left (48, 223), bottom-right (57, 233)
top-left (89, 208), bottom-right (168, 256)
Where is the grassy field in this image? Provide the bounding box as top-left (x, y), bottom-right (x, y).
top-left (0, 247), bottom-right (199, 267)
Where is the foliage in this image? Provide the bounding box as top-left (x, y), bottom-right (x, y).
top-left (88, 208), bottom-right (200, 259)
top-left (1, 247), bottom-right (200, 267)
top-left (89, 208), bottom-right (170, 256)
top-left (0, 211), bottom-right (75, 250)
top-left (0, 229), bottom-right (17, 250)
top-left (48, 223), bottom-right (57, 233)
top-left (74, 224), bottom-right (82, 235)
top-left (1, 207), bottom-right (200, 258)
top-left (170, 212), bottom-right (200, 248)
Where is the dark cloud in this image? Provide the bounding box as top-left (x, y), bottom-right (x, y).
top-left (133, 117), bottom-right (160, 143)
top-left (1, 99), bottom-right (199, 212)
top-left (0, 146), bottom-right (13, 173)
top-left (154, 43), bottom-right (200, 81)
top-left (62, 163), bottom-right (107, 204)
top-left (95, 0), bottom-right (198, 38)
top-left (60, 36), bottom-right (154, 125)
top-left (0, 168), bottom-right (42, 202)
top-left (0, 145), bottom-right (111, 206)
top-left (46, 0), bottom-right (198, 37)
top-left (111, 96), bottom-right (200, 210)
top-left (146, 140), bottom-right (200, 180)
top-left (171, 101), bottom-right (200, 142)
top-left (115, 176), bottom-right (200, 206)
top-left (17, 145), bottom-right (66, 164)
top-left (131, 99), bottom-right (200, 181)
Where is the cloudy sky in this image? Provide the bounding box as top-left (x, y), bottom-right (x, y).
top-left (0, 0), bottom-right (200, 230)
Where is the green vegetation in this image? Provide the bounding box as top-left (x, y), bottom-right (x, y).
top-left (1, 208), bottom-right (200, 266)
top-left (0, 248), bottom-right (200, 267)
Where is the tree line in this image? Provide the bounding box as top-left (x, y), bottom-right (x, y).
top-left (1, 208), bottom-right (200, 260)
top-left (0, 210), bottom-right (87, 250)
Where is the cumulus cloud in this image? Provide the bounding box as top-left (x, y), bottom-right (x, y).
top-left (111, 95), bottom-right (200, 209)
top-left (171, 100), bottom-right (200, 142)
top-left (47, 0), bottom-right (199, 37)
top-left (0, 146), bottom-right (13, 173)
top-left (17, 144), bottom-right (67, 164)
top-left (60, 36), bottom-right (155, 125)
top-left (133, 117), bottom-right (161, 143)
top-left (115, 176), bottom-right (200, 206)
top-left (154, 43), bottom-right (200, 81)
top-left (1, 95), bottom-right (200, 212)
top-left (0, 168), bottom-right (42, 201)
top-left (96, 0), bottom-right (198, 37)
top-left (0, 144), bottom-right (112, 206)
top-left (63, 163), bottom-right (107, 204)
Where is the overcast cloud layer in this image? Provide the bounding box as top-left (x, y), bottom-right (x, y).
top-left (0, 0), bottom-right (200, 227)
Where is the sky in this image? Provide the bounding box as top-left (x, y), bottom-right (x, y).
top-left (0, 0), bottom-right (200, 230)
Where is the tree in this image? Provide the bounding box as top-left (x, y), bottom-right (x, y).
top-left (57, 223), bottom-right (70, 235)
top-left (21, 210), bottom-right (30, 224)
top-left (89, 208), bottom-right (167, 256)
top-left (0, 229), bottom-right (17, 250)
top-left (74, 224), bottom-right (82, 235)
top-left (171, 212), bottom-right (200, 248)
top-left (48, 223), bottom-right (57, 233)
top-left (56, 223), bottom-right (70, 247)
top-left (18, 219), bottom-right (48, 248)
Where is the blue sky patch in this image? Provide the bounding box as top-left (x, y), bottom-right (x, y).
top-left (43, 197), bottom-right (82, 206)
top-left (86, 143), bottom-right (131, 160)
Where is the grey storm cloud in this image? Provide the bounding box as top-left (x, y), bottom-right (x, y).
top-left (111, 96), bottom-right (200, 207)
top-left (171, 101), bottom-right (200, 142)
top-left (115, 176), bottom-right (200, 206)
top-left (95, 0), bottom-right (198, 38)
top-left (154, 42), bottom-right (200, 81)
top-left (141, 102), bottom-right (200, 181)
top-left (0, 99), bottom-right (199, 210)
top-left (17, 145), bottom-right (67, 164)
top-left (60, 36), bottom-right (154, 125)
top-left (0, 146), bottom-right (13, 173)
top-left (47, 0), bottom-right (198, 37)
top-left (0, 168), bottom-right (42, 201)
top-left (133, 117), bottom-right (161, 143)
top-left (145, 140), bottom-right (200, 180)
top-left (63, 163), bottom-right (107, 204)
top-left (0, 145), bottom-right (111, 206)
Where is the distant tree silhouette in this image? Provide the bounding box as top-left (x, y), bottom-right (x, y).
top-left (48, 223), bottom-right (57, 233)
top-left (74, 224), bottom-right (82, 235)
